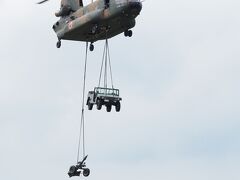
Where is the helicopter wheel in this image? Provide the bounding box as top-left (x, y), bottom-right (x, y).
top-left (124, 30), bottom-right (133, 37)
top-left (128, 30), bottom-right (133, 37)
top-left (56, 40), bottom-right (61, 48)
top-left (124, 30), bottom-right (128, 37)
top-left (90, 43), bottom-right (94, 51)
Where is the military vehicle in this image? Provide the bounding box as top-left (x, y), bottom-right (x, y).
top-left (37, 0), bottom-right (143, 51)
top-left (68, 155), bottom-right (90, 177)
top-left (87, 87), bottom-right (122, 112)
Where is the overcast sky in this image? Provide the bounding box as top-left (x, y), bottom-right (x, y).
top-left (0, 0), bottom-right (240, 180)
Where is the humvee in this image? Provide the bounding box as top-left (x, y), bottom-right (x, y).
top-left (86, 87), bottom-right (122, 112)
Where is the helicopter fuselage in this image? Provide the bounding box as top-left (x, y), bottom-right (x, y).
top-left (52, 0), bottom-right (142, 42)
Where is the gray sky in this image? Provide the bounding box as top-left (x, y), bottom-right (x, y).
top-left (0, 0), bottom-right (240, 180)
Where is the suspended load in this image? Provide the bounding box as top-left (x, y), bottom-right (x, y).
top-left (68, 155), bottom-right (90, 177)
top-left (87, 87), bottom-right (121, 112)
top-left (68, 43), bottom-right (90, 178)
top-left (86, 39), bottom-right (122, 112)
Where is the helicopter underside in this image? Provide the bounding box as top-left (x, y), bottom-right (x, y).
top-left (62, 17), bottom-right (136, 42)
top-left (53, 1), bottom-right (142, 43)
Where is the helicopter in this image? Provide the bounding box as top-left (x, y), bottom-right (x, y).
top-left (37, 0), bottom-right (143, 51)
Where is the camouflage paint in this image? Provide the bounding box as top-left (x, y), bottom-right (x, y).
top-left (52, 0), bottom-right (142, 42)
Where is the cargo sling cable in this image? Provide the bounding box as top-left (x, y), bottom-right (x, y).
top-left (87, 38), bottom-right (122, 113)
top-left (98, 39), bottom-right (114, 89)
top-left (77, 42), bottom-right (88, 163)
top-left (68, 42), bottom-right (90, 178)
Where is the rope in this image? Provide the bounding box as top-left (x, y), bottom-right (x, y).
top-left (76, 42), bottom-right (88, 163)
top-left (98, 43), bottom-right (106, 87)
top-left (104, 39), bottom-right (108, 89)
top-left (98, 39), bottom-right (114, 89)
top-left (106, 40), bottom-right (114, 89)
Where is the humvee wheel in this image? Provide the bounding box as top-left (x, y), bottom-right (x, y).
top-left (83, 168), bottom-right (90, 177)
top-left (106, 105), bottom-right (112, 112)
top-left (115, 101), bottom-right (121, 112)
top-left (97, 99), bottom-right (102, 110)
top-left (87, 101), bottom-right (93, 110)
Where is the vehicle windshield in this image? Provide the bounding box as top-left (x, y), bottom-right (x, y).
top-left (95, 87), bottom-right (119, 96)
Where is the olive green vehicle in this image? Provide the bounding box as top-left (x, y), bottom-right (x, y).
top-left (38, 0), bottom-right (143, 51)
top-left (87, 87), bottom-right (122, 112)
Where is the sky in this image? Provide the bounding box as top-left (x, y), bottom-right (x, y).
top-left (0, 0), bottom-right (240, 180)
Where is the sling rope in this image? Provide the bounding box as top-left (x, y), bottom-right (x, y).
top-left (104, 42), bottom-right (108, 88)
top-left (98, 42), bottom-right (106, 87)
top-left (106, 40), bottom-right (114, 89)
top-left (98, 39), bottom-right (114, 89)
top-left (76, 42), bottom-right (88, 163)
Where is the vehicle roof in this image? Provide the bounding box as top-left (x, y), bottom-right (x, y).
top-left (94, 87), bottom-right (119, 91)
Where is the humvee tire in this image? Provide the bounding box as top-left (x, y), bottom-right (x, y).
top-left (115, 101), bottom-right (121, 112)
top-left (106, 105), bottom-right (112, 112)
top-left (87, 101), bottom-right (93, 110)
top-left (97, 99), bottom-right (102, 110)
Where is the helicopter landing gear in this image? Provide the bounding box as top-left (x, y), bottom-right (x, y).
top-left (56, 40), bottom-right (61, 48)
top-left (90, 42), bottom-right (94, 51)
top-left (124, 30), bottom-right (133, 37)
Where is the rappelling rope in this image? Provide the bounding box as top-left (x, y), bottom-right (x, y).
top-left (76, 42), bottom-right (88, 163)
